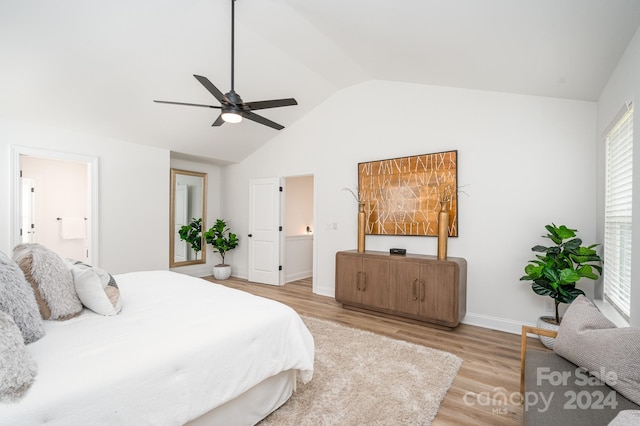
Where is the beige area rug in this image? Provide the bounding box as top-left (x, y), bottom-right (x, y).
top-left (260, 316), bottom-right (463, 426)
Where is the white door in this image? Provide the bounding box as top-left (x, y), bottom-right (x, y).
top-left (20, 178), bottom-right (36, 244)
top-left (248, 177), bottom-right (281, 285)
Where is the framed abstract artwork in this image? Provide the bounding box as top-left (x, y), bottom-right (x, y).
top-left (358, 150), bottom-right (458, 236)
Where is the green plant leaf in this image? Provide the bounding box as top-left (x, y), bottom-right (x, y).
top-left (559, 268), bottom-right (580, 284)
top-left (563, 238), bottom-right (582, 251)
top-left (542, 268), bottom-right (560, 283)
top-left (556, 286), bottom-right (585, 304)
top-left (546, 246), bottom-right (560, 255)
top-left (532, 245), bottom-right (549, 253)
top-left (524, 263), bottom-right (544, 279)
top-left (531, 281), bottom-right (556, 297)
top-left (576, 264), bottom-right (599, 280)
top-left (555, 224), bottom-right (577, 240)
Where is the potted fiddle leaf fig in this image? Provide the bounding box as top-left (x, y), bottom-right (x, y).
top-left (178, 217), bottom-right (203, 259)
top-left (520, 223), bottom-right (603, 348)
top-left (204, 218), bottom-right (239, 280)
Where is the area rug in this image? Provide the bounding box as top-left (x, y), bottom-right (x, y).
top-left (260, 316), bottom-right (463, 426)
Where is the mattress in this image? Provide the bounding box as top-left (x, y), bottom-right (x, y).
top-left (1, 270), bottom-right (314, 425)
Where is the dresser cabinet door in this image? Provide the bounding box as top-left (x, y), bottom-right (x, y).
top-left (389, 260), bottom-right (420, 315)
top-left (419, 263), bottom-right (457, 324)
top-left (360, 257), bottom-right (390, 309)
top-left (336, 253), bottom-right (389, 309)
top-left (335, 253), bottom-right (362, 305)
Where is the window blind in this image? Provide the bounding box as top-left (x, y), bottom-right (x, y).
top-left (604, 105), bottom-right (633, 321)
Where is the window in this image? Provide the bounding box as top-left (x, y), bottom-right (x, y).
top-left (604, 104), bottom-right (633, 321)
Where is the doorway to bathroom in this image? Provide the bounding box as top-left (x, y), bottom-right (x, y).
top-left (283, 175), bottom-right (314, 292)
top-left (12, 146), bottom-right (98, 264)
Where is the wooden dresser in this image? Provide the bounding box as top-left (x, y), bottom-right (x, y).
top-left (335, 250), bottom-right (467, 328)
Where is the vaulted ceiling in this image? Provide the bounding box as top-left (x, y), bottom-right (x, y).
top-left (2, 0), bottom-right (640, 163)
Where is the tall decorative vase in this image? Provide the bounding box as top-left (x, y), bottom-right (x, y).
top-left (437, 204), bottom-right (449, 260)
top-left (357, 202), bottom-right (366, 253)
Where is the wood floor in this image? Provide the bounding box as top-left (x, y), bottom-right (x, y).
top-left (203, 275), bottom-right (544, 425)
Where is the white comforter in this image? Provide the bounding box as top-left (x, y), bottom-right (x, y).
top-left (1, 271), bottom-right (314, 425)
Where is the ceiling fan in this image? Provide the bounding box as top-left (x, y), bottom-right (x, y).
top-left (154, 0), bottom-right (297, 130)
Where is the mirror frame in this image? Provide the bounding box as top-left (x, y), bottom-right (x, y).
top-left (170, 168), bottom-right (207, 268)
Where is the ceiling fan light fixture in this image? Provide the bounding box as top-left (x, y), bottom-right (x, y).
top-left (221, 108), bottom-right (243, 123)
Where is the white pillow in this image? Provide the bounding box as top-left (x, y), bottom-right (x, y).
top-left (67, 261), bottom-right (122, 315)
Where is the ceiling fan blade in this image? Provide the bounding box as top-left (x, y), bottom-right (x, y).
top-left (154, 100), bottom-right (221, 109)
top-left (242, 111), bottom-right (284, 130)
top-left (212, 115), bottom-right (225, 127)
top-left (194, 75), bottom-right (227, 103)
top-left (245, 98), bottom-right (298, 111)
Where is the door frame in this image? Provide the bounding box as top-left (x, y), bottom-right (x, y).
top-left (247, 174), bottom-right (317, 291)
top-left (11, 145), bottom-right (99, 265)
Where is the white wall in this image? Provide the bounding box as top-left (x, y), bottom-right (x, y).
top-left (285, 235), bottom-right (313, 282)
top-left (285, 175), bottom-right (314, 236)
top-left (0, 118), bottom-right (169, 274)
top-left (597, 27), bottom-right (640, 326)
top-left (222, 80), bottom-right (597, 333)
top-left (169, 157), bottom-right (223, 277)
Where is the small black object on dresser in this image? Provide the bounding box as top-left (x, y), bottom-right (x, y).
top-left (389, 248), bottom-right (406, 255)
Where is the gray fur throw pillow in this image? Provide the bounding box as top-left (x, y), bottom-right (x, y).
top-left (554, 295), bottom-right (640, 405)
top-left (0, 250), bottom-right (44, 344)
top-left (0, 310), bottom-right (38, 402)
top-left (13, 243), bottom-right (82, 321)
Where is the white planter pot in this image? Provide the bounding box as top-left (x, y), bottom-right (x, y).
top-left (213, 265), bottom-right (231, 280)
top-left (537, 316), bottom-right (560, 349)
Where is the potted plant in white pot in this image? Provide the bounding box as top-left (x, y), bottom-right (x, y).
top-left (205, 218), bottom-right (239, 280)
top-left (520, 223), bottom-right (603, 348)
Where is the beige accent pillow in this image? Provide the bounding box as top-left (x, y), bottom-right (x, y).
top-left (554, 295), bottom-right (640, 405)
top-left (12, 244), bottom-right (82, 320)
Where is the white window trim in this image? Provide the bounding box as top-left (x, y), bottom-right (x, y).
top-left (593, 299), bottom-right (630, 327)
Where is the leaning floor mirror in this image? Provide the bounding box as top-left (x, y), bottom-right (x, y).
top-left (170, 168), bottom-right (207, 267)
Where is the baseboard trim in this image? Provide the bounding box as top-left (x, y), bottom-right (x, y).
top-left (170, 266), bottom-right (212, 278)
top-left (462, 312), bottom-right (536, 335)
top-left (285, 271), bottom-right (312, 283)
top-left (313, 285), bottom-right (334, 298)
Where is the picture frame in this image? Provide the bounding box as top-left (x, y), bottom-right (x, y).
top-left (358, 150), bottom-right (458, 236)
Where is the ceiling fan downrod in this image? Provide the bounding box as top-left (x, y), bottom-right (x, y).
top-left (230, 0), bottom-right (236, 92)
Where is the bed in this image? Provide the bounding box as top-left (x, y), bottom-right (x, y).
top-left (0, 270), bottom-right (314, 425)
